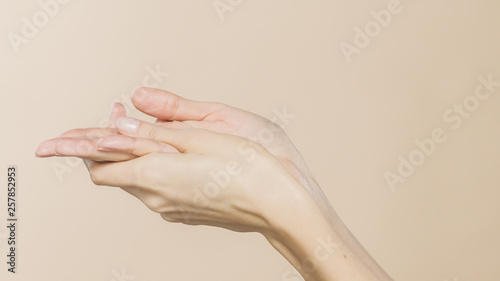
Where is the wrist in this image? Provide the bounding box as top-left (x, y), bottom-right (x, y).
top-left (262, 182), bottom-right (381, 281)
top-left (264, 191), bottom-right (336, 280)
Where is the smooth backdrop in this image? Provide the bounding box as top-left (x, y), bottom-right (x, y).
top-left (1, 1), bottom-right (499, 281)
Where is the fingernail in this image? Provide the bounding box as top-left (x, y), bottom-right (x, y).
top-left (96, 138), bottom-right (114, 151)
top-left (116, 117), bottom-right (140, 134)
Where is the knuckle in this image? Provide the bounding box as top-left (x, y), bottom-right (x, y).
top-left (162, 95), bottom-right (181, 118)
top-left (147, 197), bottom-right (175, 214)
top-left (75, 140), bottom-right (92, 155)
top-left (145, 195), bottom-right (186, 221)
top-left (160, 213), bottom-right (179, 223)
top-left (144, 127), bottom-right (160, 142)
top-left (146, 198), bottom-right (168, 213)
top-left (89, 169), bottom-right (104, 186)
top-left (128, 137), bottom-right (140, 155)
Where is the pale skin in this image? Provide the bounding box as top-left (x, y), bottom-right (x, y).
top-left (36, 87), bottom-right (394, 281)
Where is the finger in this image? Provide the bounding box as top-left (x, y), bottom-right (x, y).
top-left (131, 87), bottom-right (225, 121)
top-left (35, 139), bottom-right (55, 157)
top-left (85, 152), bottom-right (186, 189)
top-left (36, 137), bottom-right (136, 161)
top-left (115, 117), bottom-right (212, 152)
top-left (96, 135), bottom-right (179, 156)
top-left (85, 158), bottom-right (179, 216)
top-left (83, 159), bottom-right (144, 203)
top-left (107, 102), bottom-right (127, 128)
top-left (85, 158), bottom-right (141, 188)
top-left (36, 137), bottom-right (87, 157)
top-left (56, 139), bottom-right (136, 161)
top-left (85, 152), bottom-right (194, 215)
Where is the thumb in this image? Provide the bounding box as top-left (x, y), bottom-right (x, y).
top-left (131, 87), bottom-right (224, 121)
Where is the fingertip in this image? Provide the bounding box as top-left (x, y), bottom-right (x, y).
top-left (131, 86), bottom-right (150, 103)
top-left (35, 142), bottom-right (49, 157)
top-left (114, 102), bottom-right (126, 114)
top-left (36, 139), bottom-right (60, 157)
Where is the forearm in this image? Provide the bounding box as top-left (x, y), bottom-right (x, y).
top-left (281, 149), bottom-right (393, 281)
top-left (302, 176), bottom-right (394, 281)
top-left (263, 186), bottom-right (384, 281)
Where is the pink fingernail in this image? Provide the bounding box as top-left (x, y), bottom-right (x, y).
top-left (96, 138), bottom-right (113, 151)
top-left (116, 117), bottom-right (140, 134)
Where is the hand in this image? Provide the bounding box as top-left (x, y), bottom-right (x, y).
top-left (125, 88), bottom-right (337, 224)
top-left (75, 116), bottom-right (312, 234)
top-left (36, 88), bottom-right (332, 225)
top-left (37, 88), bottom-right (322, 204)
top-left (130, 87), bottom-right (309, 184)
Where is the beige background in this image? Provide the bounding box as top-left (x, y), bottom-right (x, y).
top-left (1, 0), bottom-right (499, 280)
